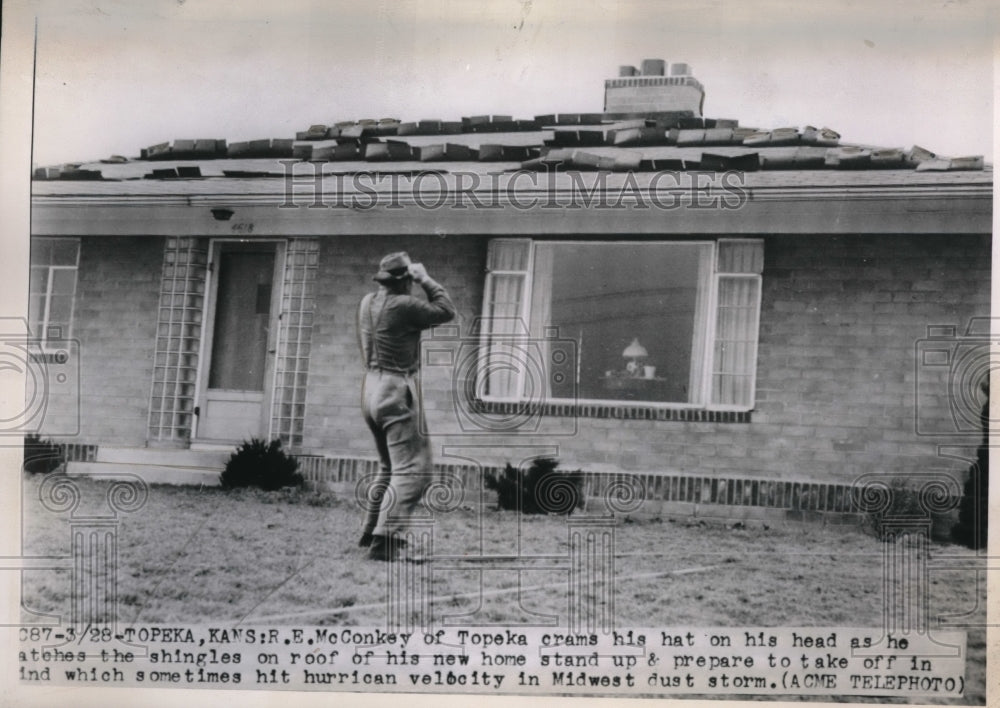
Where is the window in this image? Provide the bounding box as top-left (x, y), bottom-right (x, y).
top-left (28, 238), bottom-right (80, 345)
top-left (479, 238), bottom-right (763, 410)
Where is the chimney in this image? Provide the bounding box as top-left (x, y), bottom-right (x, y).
top-left (603, 59), bottom-right (705, 117)
top-left (640, 58), bottom-right (666, 76)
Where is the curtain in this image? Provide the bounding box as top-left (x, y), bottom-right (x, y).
top-left (712, 275), bottom-right (761, 407)
top-left (686, 245), bottom-right (715, 404)
top-left (529, 243), bottom-right (555, 397)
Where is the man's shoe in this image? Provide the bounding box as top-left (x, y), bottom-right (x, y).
top-left (367, 535), bottom-right (394, 561)
top-left (367, 535), bottom-right (407, 561)
top-left (358, 531), bottom-right (374, 548)
top-left (367, 535), bottom-right (423, 562)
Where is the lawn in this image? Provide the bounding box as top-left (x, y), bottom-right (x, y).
top-left (17, 472), bottom-right (987, 703)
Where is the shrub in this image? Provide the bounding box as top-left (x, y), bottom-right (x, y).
top-left (22, 434), bottom-right (63, 475)
top-left (220, 438), bottom-right (303, 491)
top-left (484, 457), bottom-right (584, 515)
top-left (864, 477), bottom-right (924, 542)
top-left (953, 382), bottom-right (989, 549)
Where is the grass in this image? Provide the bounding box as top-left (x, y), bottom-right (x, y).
top-left (17, 473), bottom-right (987, 704)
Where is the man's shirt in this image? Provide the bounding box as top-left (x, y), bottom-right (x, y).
top-left (358, 278), bottom-right (456, 373)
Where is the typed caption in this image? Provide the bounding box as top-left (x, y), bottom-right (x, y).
top-left (18, 626), bottom-right (966, 698)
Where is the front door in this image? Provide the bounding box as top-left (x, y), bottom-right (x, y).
top-left (196, 241), bottom-right (281, 442)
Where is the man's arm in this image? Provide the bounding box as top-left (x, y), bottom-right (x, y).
top-left (407, 263), bottom-right (456, 328)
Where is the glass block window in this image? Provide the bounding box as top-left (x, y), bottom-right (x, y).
top-left (269, 238), bottom-right (318, 449)
top-left (147, 237), bottom-right (208, 442)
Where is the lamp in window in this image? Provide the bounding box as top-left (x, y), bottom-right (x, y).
top-left (622, 338), bottom-right (648, 377)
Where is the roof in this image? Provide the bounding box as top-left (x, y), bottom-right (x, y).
top-left (33, 115), bottom-right (990, 192)
top-left (30, 111), bottom-right (991, 239)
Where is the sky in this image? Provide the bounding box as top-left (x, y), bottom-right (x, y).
top-left (9, 0), bottom-right (999, 166)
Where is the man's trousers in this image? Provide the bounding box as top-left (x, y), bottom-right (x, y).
top-left (359, 370), bottom-right (432, 538)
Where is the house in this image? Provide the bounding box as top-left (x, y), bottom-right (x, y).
top-left (27, 60), bottom-right (991, 521)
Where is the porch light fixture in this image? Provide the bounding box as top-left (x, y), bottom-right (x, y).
top-left (210, 207), bottom-right (235, 221)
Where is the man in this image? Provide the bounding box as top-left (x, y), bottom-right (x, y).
top-left (357, 252), bottom-right (456, 561)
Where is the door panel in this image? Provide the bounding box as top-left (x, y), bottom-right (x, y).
top-left (197, 243), bottom-right (279, 442)
top-left (200, 391), bottom-right (265, 442)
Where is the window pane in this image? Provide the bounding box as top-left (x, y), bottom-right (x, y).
top-left (482, 341), bottom-right (522, 398)
top-left (47, 295), bottom-right (74, 325)
top-left (487, 239), bottom-right (530, 271)
top-left (30, 241), bottom-right (52, 265)
top-left (29, 239), bottom-right (81, 345)
top-left (480, 273), bottom-right (528, 398)
top-left (717, 240), bottom-right (764, 274)
top-left (49, 239), bottom-right (80, 266)
top-left (486, 274), bottom-right (526, 330)
top-left (713, 373), bottom-right (752, 406)
top-left (50, 269), bottom-right (77, 295)
top-left (531, 242), bottom-right (711, 403)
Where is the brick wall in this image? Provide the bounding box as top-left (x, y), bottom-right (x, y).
top-left (51, 231), bottom-right (987, 488)
top-left (70, 237), bottom-right (163, 444)
top-left (604, 79), bottom-right (703, 114)
top-left (302, 233), bottom-right (990, 487)
top-left (752, 234), bottom-right (991, 483)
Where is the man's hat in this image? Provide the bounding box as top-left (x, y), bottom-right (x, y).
top-left (373, 251), bottom-right (412, 282)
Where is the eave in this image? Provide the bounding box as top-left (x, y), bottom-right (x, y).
top-left (31, 168), bottom-right (992, 237)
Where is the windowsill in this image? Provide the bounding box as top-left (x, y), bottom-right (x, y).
top-left (471, 397), bottom-right (752, 423)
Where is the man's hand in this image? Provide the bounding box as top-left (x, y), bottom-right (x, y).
top-left (407, 262), bottom-right (429, 283)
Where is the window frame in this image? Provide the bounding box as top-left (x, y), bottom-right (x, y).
top-left (478, 237), bottom-right (763, 413)
top-left (477, 239), bottom-right (537, 403)
top-left (28, 237), bottom-right (81, 349)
